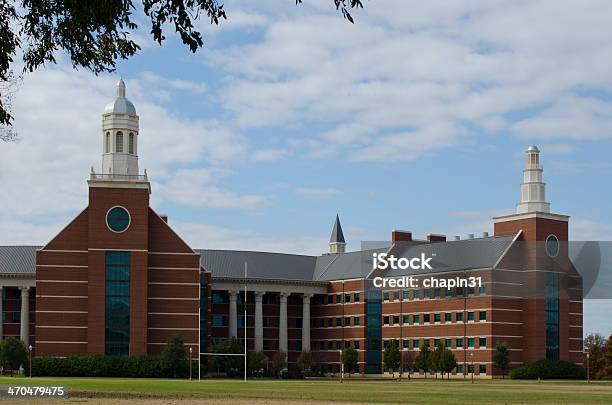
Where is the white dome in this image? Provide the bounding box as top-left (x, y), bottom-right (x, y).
top-left (104, 79), bottom-right (136, 115)
top-left (526, 145), bottom-right (540, 153)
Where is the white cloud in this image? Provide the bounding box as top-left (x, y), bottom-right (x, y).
top-left (211, 0), bottom-right (612, 162)
top-left (294, 187), bottom-right (343, 200)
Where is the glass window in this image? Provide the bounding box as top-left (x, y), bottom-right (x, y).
top-left (393, 315), bottom-right (399, 325)
top-left (479, 311), bottom-right (487, 321)
top-left (319, 318), bottom-right (324, 327)
top-left (212, 314), bottom-right (224, 326)
top-left (115, 131), bottom-right (124, 152)
top-left (456, 338), bottom-right (463, 348)
top-left (345, 293), bottom-right (351, 303)
top-left (354, 292), bottom-right (360, 302)
top-left (12, 311), bottom-right (20, 322)
top-left (413, 290), bottom-right (420, 299)
top-left (403, 315), bottom-right (409, 324)
top-left (327, 318), bottom-right (333, 327)
top-left (393, 291), bottom-right (400, 300)
top-left (212, 292), bottom-right (225, 304)
top-left (445, 313), bottom-right (452, 322)
top-left (445, 339), bottom-right (451, 348)
top-left (434, 288), bottom-right (441, 298)
top-left (468, 364), bottom-right (474, 373)
top-left (336, 341), bottom-right (342, 350)
top-left (354, 340), bottom-right (360, 349)
top-left (345, 317), bottom-right (351, 326)
top-left (328, 295), bottom-right (334, 304)
top-left (336, 318), bottom-right (342, 326)
top-left (402, 290), bottom-right (409, 300)
top-left (479, 337), bottom-right (487, 348)
top-left (423, 289), bottom-right (430, 299)
top-left (413, 314), bottom-right (420, 324)
top-left (468, 337), bottom-right (475, 348)
top-left (479, 285), bottom-right (486, 295)
top-left (128, 133), bottom-right (134, 154)
top-left (434, 339), bottom-right (440, 347)
top-left (413, 339), bottom-right (420, 348)
top-left (479, 364), bottom-right (487, 374)
top-left (106, 206), bottom-right (130, 233)
top-left (354, 316), bottom-right (360, 326)
top-left (383, 316), bottom-right (389, 325)
top-left (456, 312), bottom-right (463, 322)
top-left (457, 364), bottom-right (463, 374)
top-left (403, 339), bottom-right (410, 348)
top-left (467, 311), bottom-right (475, 321)
top-left (424, 339), bottom-right (430, 348)
top-left (383, 292), bottom-right (390, 301)
top-left (434, 313), bottom-right (441, 323)
top-left (105, 251), bottom-right (130, 356)
top-left (424, 314), bottom-right (430, 323)
top-left (336, 294), bottom-right (342, 304)
top-left (105, 132), bottom-right (110, 153)
top-left (546, 235), bottom-right (560, 257)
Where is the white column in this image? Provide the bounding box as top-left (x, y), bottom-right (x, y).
top-left (20, 287), bottom-right (30, 345)
top-left (228, 290), bottom-right (238, 339)
top-left (254, 291), bottom-right (264, 351)
top-left (0, 286), bottom-right (3, 341)
top-left (279, 292), bottom-right (290, 353)
top-left (302, 294), bottom-right (313, 351)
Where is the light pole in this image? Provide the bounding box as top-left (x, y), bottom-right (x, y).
top-left (339, 349), bottom-right (343, 383)
top-left (586, 352), bottom-right (590, 383)
top-left (28, 345), bottom-right (32, 378)
top-left (470, 352), bottom-right (474, 384)
top-left (189, 347), bottom-right (193, 381)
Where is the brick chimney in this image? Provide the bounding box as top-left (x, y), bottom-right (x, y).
top-left (427, 233), bottom-right (446, 242)
top-left (391, 230), bottom-right (412, 242)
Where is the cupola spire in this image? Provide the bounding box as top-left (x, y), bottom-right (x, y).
top-left (516, 145), bottom-right (550, 214)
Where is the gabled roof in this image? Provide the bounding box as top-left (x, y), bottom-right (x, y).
top-left (0, 246), bottom-right (40, 274)
top-left (329, 214), bottom-right (345, 244)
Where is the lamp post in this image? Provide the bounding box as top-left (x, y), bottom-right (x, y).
top-left (28, 345), bottom-right (32, 378)
top-left (586, 352), bottom-right (590, 383)
top-left (189, 347), bottom-right (193, 381)
top-left (339, 349), bottom-right (343, 383)
top-left (470, 352), bottom-right (474, 384)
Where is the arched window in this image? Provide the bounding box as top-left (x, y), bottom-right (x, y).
top-left (116, 131), bottom-right (124, 153)
top-left (128, 133), bottom-right (134, 154)
top-left (105, 132), bottom-right (110, 153)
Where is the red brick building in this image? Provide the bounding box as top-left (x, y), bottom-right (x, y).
top-left (0, 82), bottom-right (582, 377)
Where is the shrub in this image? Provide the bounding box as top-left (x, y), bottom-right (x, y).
top-left (28, 355), bottom-right (197, 378)
top-left (510, 359), bottom-right (586, 380)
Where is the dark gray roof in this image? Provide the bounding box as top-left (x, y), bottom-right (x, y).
top-left (196, 249), bottom-right (317, 281)
top-left (379, 235), bottom-right (516, 278)
top-left (329, 214), bottom-right (345, 244)
top-left (1, 236), bottom-right (516, 282)
top-left (0, 246), bottom-right (40, 274)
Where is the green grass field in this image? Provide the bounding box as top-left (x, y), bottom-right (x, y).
top-left (1, 377), bottom-right (611, 404)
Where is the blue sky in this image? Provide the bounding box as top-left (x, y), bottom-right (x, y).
top-left (1, 0), bottom-right (611, 335)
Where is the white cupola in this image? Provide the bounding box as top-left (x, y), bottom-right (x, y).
top-left (516, 145), bottom-right (550, 214)
top-left (101, 79), bottom-right (139, 176)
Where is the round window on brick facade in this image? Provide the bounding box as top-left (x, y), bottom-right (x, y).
top-left (546, 234), bottom-right (559, 257)
top-left (106, 206), bottom-right (131, 233)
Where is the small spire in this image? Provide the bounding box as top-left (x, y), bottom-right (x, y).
top-left (116, 78), bottom-right (126, 98)
top-left (330, 214), bottom-right (345, 243)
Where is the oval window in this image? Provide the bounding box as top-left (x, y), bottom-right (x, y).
top-left (546, 234), bottom-right (559, 257)
top-left (106, 206), bottom-right (131, 233)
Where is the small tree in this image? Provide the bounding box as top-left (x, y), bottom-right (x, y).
top-left (383, 340), bottom-right (400, 377)
top-left (602, 335), bottom-right (612, 379)
top-left (342, 347), bottom-right (359, 376)
top-left (208, 338), bottom-right (243, 377)
top-left (0, 337), bottom-right (28, 376)
top-left (439, 347), bottom-right (458, 380)
top-left (271, 350), bottom-right (287, 377)
top-left (248, 350), bottom-right (267, 377)
top-left (584, 333), bottom-right (606, 380)
top-left (296, 350), bottom-right (320, 375)
top-left (414, 344), bottom-right (431, 379)
top-left (493, 342), bottom-right (510, 379)
top-left (161, 335), bottom-right (186, 378)
top-left (431, 342), bottom-right (443, 379)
